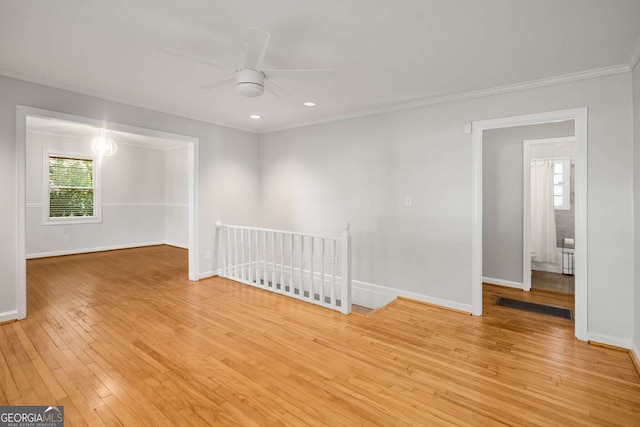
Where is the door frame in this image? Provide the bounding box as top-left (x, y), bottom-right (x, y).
top-left (471, 107), bottom-right (588, 341)
top-left (16, 106), bottom-right (200, 319)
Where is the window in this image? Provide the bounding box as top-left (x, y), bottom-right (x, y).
top-left (44, 151), bottom-right (101, 224)
top-left (553, 159), bottom-right (570, 210)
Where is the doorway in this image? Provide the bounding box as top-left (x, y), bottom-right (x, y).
top-left (524, 136), bottom-right (576, 296)
top-left (16, 106), bottom-right (200, 319)
top-left (471, 108), bottom-right (587, 341)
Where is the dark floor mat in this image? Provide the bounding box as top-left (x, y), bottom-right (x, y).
top-left (496, 297), bottom-right (573, 320)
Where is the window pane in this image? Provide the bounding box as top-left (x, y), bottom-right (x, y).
top-left (554, 185), bottom-right (563, 196)
top-left (554, 162), bottom-right (563, 174)
top-left (49, 157), bottom-right (93, 188)
top-left (554, 196), bottom-right (563, 207)
top-left (48, 156), bottom-right (94, 218)
top-left (554, 174), bottom-right (563, 184)
top-left (49, 188), bottom-right (94, 217)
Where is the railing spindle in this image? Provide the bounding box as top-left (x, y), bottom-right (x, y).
top-left (290, 234), bottom-right (295, 295)
top-left (248, 229), bottom-right (253, 284)
top-left (300, 235), bottom-right (305, 298)
top-left (280, 233), bottom-right (285, 294)
top-left (309, 237), bottom-right (315, 301)
top-left (263, 231), bottom-right (268, 288)
top-left (240, 228), bottom-right (245, 281)
top-left (227, 228), bottom-right (233, 276)
top-left (331, 239), bottom-right (337, 306)
top-left (320, 239), bottom-right (325, 305)
top-left (271, 232), bottom-right (277, 291)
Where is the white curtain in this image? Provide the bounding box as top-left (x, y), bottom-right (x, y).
top-left (531, 160), bottom-right (557, 263)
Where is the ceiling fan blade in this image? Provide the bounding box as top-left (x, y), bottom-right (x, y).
top-left (264, 80), bottom-right (289, 98)
top-left (200, 77), bottom-right (236, 90)
top-left (262, 69), bottom-right (334, 80)
top-left (154, 46), bottom-right (235, 70)
top-left (244, 28), bottom-right (270, 70)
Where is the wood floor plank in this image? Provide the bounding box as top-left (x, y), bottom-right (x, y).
top-left (0, 246), bottom-right (636, 426)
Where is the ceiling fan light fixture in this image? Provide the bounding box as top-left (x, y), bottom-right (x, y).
top-left (236, 68), bottom-right (264, 97)
top-left (92, 129), bottom-right (117, 156)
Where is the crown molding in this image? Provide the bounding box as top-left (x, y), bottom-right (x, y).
top-left (260, 64), bottom-right (630, 134)
top-left (2, 61), bottom-right (632, 137)
top-left (0, 67), bottom-right (255, 134)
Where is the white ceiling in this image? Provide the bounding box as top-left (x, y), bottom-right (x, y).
top-left (3, 1), bottom-right (640, 133)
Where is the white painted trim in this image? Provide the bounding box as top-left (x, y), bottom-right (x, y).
top-left (199, 270), bottom-right (220, 280)
top-left (187, 141), bottom-right (199, 282)
top-left (631, 343), bottom-right (640, 369)
top-left (588, 332), bottom-right (633, 350)
top-left (482, 277), bottom-right (524, 290)
top-left (27, 129), bottom-right (190, 151)
top-left (352, 279), bottom-right (472, 312)
top-left (472, 107), bottom-right (588, 342)
top-left (0, 310), bottom-right (19, 323)
top-left (26, 241), bottom-right (167, 259)
top-left (628, 35), bottom-right (640, 70)
top-left (262, 64), bottom-right (627, 134)
top-left (17, 106), bottom-right (200, 320)
top-left (1, 68), bottom-right (254, 133)
top-left (27, 202), bottom-right (188, 208)
top-left (103, 203), bottom-right (167, 207)
top-left (165, 241), bottom-right (189, 250)
top-left (523, 137), bottom-right (576, 291)
top-left (16, 107), bottom-right (27, 320)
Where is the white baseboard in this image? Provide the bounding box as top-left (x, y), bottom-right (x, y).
top-left (217, 262), bottom-right (471, 313)
top-left (482, 277), bottom-right (524, 290)
top-left (199, 269), bottom-right (220, 280)
top-left (164, 241), bottom-right (188, 250)
top-left (631, 342), bottom-right (640, 373)
top-left (0, 309), bottom-right (19, 323)
top-left (531, 262), bottom-right (562, 274)
top-left (26, 241), bottom-right (166, 259)
top-left (352, 279), bottom-right (472, 313)
top-left (588, 332), bottom-right (633, 350)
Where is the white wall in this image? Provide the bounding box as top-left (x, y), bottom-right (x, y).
top-left (260, 72), bottom-right (635, 344)
top-left (26, 131), bottom-right (171, 256)
top-left (165, 145), bottom-right (189, 248)
top-left (633, 61), bottom-right (640, 353)
top-left (0, 74), bottom-right (259, 319)
top-left (482, 122), bottom-right (574, 284)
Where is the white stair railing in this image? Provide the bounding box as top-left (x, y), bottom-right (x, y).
top-left (215, 221), bottom-right (352, 314)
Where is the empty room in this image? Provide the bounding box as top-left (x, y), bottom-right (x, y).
top-left (1, 1), bottom-right (640, 425)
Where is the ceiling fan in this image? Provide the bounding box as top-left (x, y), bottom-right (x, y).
top-left (157, 28), bottom-right (333, 98)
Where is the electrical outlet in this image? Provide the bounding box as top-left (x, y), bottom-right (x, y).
top-left (63, 235), bottom-right (71, 242)
top-left (204, 250), bottom-right (211, 260)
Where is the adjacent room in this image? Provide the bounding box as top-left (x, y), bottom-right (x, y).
top-left (1, 1), bottom-right (640, 425)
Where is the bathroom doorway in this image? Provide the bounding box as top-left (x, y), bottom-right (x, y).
top-left (523, 136), bottom-right (576, 296)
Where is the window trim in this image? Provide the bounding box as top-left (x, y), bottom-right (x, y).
top-left (43, 149), bottom-right (102, 225)
top-left (553, 158), bottom-right (571, 211)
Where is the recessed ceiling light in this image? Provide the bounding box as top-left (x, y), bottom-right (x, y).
top-left (250, 114), bottom-right (261, 119)
top-left (303, 102), bottom-right (316, 107)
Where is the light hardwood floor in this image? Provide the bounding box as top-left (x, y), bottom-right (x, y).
top-left (1, 246), bottom-right (638, 425)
